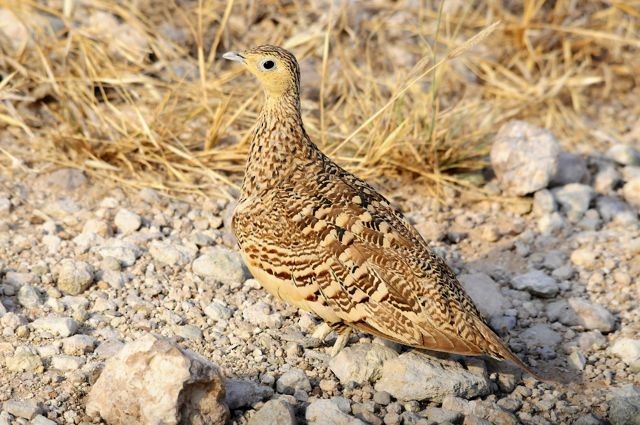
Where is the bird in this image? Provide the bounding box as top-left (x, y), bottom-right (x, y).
top-left (223, 45), bottom-right (543, 380)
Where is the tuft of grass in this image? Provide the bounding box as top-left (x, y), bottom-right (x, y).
top-left (0, 0), bottom-right (638, 198)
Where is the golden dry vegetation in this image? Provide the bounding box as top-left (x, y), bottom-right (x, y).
top-left (0, 0), bottom-right (638, 198)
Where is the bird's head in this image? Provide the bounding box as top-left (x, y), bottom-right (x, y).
top-left (223, 45), bottom-right (300, 98)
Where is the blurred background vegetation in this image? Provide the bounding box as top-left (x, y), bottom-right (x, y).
top-left (0, 0), bottom-right (638, 198)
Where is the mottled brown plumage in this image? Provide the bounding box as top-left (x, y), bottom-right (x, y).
top-left (224, 45), bottom-right (542, 379)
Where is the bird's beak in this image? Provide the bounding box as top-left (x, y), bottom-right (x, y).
top-left (223, 51), bottom-right (246, 64)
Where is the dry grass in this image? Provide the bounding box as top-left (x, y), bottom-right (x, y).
top-left (0, 0), bottom-right (638, 198)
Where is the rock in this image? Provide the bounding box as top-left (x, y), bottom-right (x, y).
top-left (55, 259), bottom-right (94, 295)
top-left (306, 398), bottom-right (365, 425)
top-left (4, 271), bottom-right (38, 286)
top-left (490, 120), bottom-right (560, 196)
top-left (511, 270), bottom-right (559, 298)
top-left (553, 183), bottom-right (595, 221)
top-left (277, 368), bottom-right (311, 395)
top-left (174, 324), bottom-right (203, 341)
top-left (86, 334), bottom-right (228, 425)
top-left (533, 189), bottom-right (557, 216)
top-left (596, 196), bottom-right (636, 223)
top-left (609, 388), bottom-right (640, 425)
top-left (550, 152), bottom-right (588, 186)
top-left (248, 399), bottom-right (296, 425)
top-left (0, 9), bottom-right (30, 51)
top-left (373, 391), bottom-right (391, 406)
top-left (0, 197), bottom-right (10, 214)
top-left (192, 247), bottom-right (246, 285)
top-left (422, 406), bottom-right (463, 423)
top-left (519, 324), bottom-right (562, 349)
top-left (149, 240), bottom-right (195, 267)
top-left (546, 298), bottom-right (615, 332)
top-left (62, 334), bottom-right (96, 355)
top-left (17, 285), bottom-right (42, 308)
top-left (594, 164), bottom-right (622, 194)
top-left (31, 316), bottom-right (79, 337)
top-left (32, 415), bottom-right (57, 425)
top-left (622, 178), bottom-right (640, 207)
top-left (329, 343), bottom-right (399, 385)
top-left (51, 354), bottom-right (85, 371)
top-left (459, 273), bottom-right (509, 318)
top-left (538, 212), bottom-right (565, 234)
top-left (98, 240), bottom-right (141, 266)
top-left (611, 338), bottom-right (640, 368)
top-left (95, 339), bottom-right (124, 358)
top-left (243, 301), bottom-right (283, 329)
top-left (2, 399), bottom-right (42, 420)
top-left (225, 379), bottom-right (274, 409)
top-left (570, 248), bottom-right (598, 268)
top-left (574, 414), bottom-right (603, 425)
top-left (114, 208), bottom-right (142, 234)
top-left (44, 168), bottom-right (87, 191)
top-left (568, 351), bottom-right (587, 370)
top-left (5, 346), bottom-right (43, 372)
top-left (374, 351), bottom-right (490, 402)
top-left (607, 144), bottom-right (640, 166)
top-left (203, 300), bottom-right (232, 321)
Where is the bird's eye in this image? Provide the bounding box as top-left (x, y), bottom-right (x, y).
top-left (260, 59), bottom-right (276, 71)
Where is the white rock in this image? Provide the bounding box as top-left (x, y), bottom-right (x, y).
top-left (596, 196), bottom-right (636, 223)
top-left (3, 271), bottom-right (37, 286)
top-left (32, 415), bottom-right (57, 425)
top-left (276, 368), bottom-right (312, 395)
top-left (606, 144), bottom-right (640, 166)
top-left (374, 351), bottom-right (491, 402)
top-left (0, 197), bottom-right (10, 214)
top-left (98, 240), bottom-right (142, 267)
top-left (4, 346), bottom-right (43, 372)
top-left (204, 300), bottom-right (232, 322)
top-left (86, 334), bottom-right (228, 425)
top-left (0, 9), bottom-right (30, 51)
top-left (2, 399), bottom-right (42, 420)
top-left (31, 316), bottom-right (79, 337)
top-left (149, 240), bottom-right (195, 266)
top-left (51, 354), bottom-right (85, 371)
top-left (306, 398), bottom-right (365, 425)
top-left (73, 231), bottom-right (104, 254)
top-left (537, 212), bottom-right (565, 234)
top-left (114, 208), bottom-right (142, 234)
top-left (243, 301), bottom-right (283, 329)
top-left (511, 270), bottom-right (559, 298)
top-left (490, 120), bottom-right (560, 196)
top-left (329, 343), bottom-right (399, 385)
top-left (225, 379), bottom-right (274, 409)
top-left (570, 248), bottom-right (598, 268)
top-left (532, 189), bottom-right (557, 216)
top-left (459, 273), bottom-right (509, 317)
top-left (546, 298), bottom-right (615, 332)
top-left (553, 183), bottom-right (595, 221)
top-left (192, 247), bottom-right (246, 285)
top-left (622, 178), bottom-right (640, 207)
top-left (62, 334), bottom-right (96, 355)
top-left (248, 399), bottom-right (296, 425)
top-left (611, 338), bottom-right (640, 366)
top-left (594, 164), bottom-right (622, 194)
top-left (17, 285), bottom-right (42, 308)
top-left (568, 351), bottom-right (587, 371)
top-left (55, 259), bottom-right (94, 295)
top-left (42, 234), bottom-right (61, 253)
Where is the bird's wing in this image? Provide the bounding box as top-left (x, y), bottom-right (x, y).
top-left (234, 164), bottom-right (502, 357)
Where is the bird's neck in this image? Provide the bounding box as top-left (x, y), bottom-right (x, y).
top-left (241, 90), bottom-right (315, 196)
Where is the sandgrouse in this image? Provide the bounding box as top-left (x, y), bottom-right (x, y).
top-left (224, 45), bottom-right (542, 379)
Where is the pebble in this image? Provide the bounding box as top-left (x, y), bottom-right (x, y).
top-left (86, 334), bottom-right (228, 424)
top-left (490, 120), bottom-right (560, 196)
top-left (553, 183), bottom-right (595, 221)
top-left (17, 284), bottom-right (42, 308)
top-left (5, 346), bottom-right (43, 373)
top-left (51, 354), bottom-right (85, 371)
top-left (533, 189), bottom-right (557, 216)
top-left (114, 208), bottom-right (142, 234)
top-left (537, 212), bottom-right (565, 234)
top-left (203, 300), bottom-right (232, 321)
top-left (606, 144), bottom-right (640, 166)
top-left (594, 164), bottom-right (622, 194)
top-left (31, 316), bottom-right (79, 337)
top-left (611, 338), bottom-right (640, 368)
top-left (276, 368), bottom-right (311, 395)
top-left (55, 259), bottom-right (94, 295)
top-left (243, 301), bottom-right (283, 329)
top-left (225, 379), bottom-right (274, 409)
top-left (149, 241), bottom-right (196, 266)
top-left (570, 248), bottom-right (598, 268)
top-left (192, 247), bottom-right (246, 285)
top-left (374, 351), bottom-right (490, 402)
top-left (97, 240), bottom-right (141, 266)
top-left (459, 273), bottom-right (509, 317)
top-left (62, 334), bottom-right (96, 355)
top-left (329, 343), bottom-right (399, 385)
top-left (248, 399), bottom-right (296, 425)
top-left (511, 270), bottom-right (559, 298)
top-left (550, 152), bottom-right (588, 186)
top-left (546, 298), bottom-right (615, 332)
top-left (306, 398), bottom-right (365, 425)
top-left (608, 385), bottom-right (640, 425)
top-left (174, 324), bottom-right (203, 341)
top-left (519, 324), bottom-right (562, 349)
top-left (568, 351), bottom-right (587, 370)
top-left (622, 178), bottom-right (640, 207)
top-left (2, 399), bottom-right (42, 420)
top-left (422, 406), bottom-right (463, 423)
top-left (373, 391), bottom-right (391, 406)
